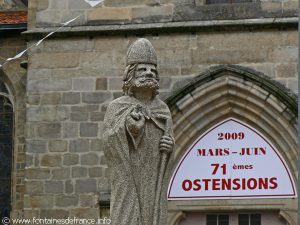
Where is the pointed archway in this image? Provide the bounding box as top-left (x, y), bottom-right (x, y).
top-left (0, 75), bottom-right (13, 219)
top-left (165, 65), bottom-right (298, 225)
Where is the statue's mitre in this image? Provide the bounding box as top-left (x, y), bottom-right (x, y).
top-left (126, 38), bottom-right (157, 66)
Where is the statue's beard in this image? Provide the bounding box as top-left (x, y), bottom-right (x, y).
top-left (133, 78), bottom-right (159, 90)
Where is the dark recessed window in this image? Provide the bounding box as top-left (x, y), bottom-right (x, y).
top-left (239, 214), bottom-right (261, 225)
top-left (206, 0), bottom-right (252, 4)
top-left (207, 214), bottom-right (229, 225)
top-left (20, 0), bottom-right (28, 7)
top-left (0, 95), bottom-right (13, 220)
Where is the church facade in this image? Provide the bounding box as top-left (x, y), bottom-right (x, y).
top-left (0, 0), bottom-right (298, 224)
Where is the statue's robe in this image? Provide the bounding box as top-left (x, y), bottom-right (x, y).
top-left (103, 95), bottom-right (174, 225)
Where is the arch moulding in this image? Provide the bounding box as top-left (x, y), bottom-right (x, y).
top-left (0, 64), bottom-right (27, 218)
top-left (166, 65), bottom-right (298, 225)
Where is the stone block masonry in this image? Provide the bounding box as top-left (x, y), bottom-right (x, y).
top-left (24, 27), bottom-right (297, 219)
top-left (30, 0), bottom-right (298, 27)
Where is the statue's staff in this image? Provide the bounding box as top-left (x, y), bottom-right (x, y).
top-left (153, 116), bottom-right (172, 225)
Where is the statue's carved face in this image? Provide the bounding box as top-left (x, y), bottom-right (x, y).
top-left (133, 63), bottom-right (159, 90)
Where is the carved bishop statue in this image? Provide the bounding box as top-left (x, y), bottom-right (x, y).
top-left (103, 38), bottom-right (174, 225)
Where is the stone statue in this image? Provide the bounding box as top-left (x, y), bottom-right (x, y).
top-left (103, 38), bottom-right (174, 225)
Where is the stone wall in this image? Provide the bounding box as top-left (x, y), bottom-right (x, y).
top-left (21, 0), bottom-right (299, 221)
top-left (27, 0), bottom-right (298, 28)
top-left (24, 28), bottom-right (298, 218)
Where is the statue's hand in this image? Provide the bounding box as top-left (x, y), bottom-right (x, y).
top-left (126, 105), bottom-right (145, 136)
top-left (159, 135), bottom-right (174, 154)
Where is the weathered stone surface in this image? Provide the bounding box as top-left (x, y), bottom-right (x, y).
top-left (81, 152), bottom-right (99, 165)
top-left (41, 154), bottom-right (62, 167)
top-left (192, 48), bottom-right (269, 64)
top-left (283, 1), bottom-right (298, 15)
top-left (63, 153), bottom-right (79, 166)
top-left (70, 208), bottom-right (99, 218)
top-left (40, 209), bottom-right (69, 219)
top-left (71, 105), bottom-right (99, 113)
top-left (272, 46), bottom-right (298, 63)
top-left (62, 122), bottom-right (79, 138)
top-left (79, 194), bottom-right (94, 207)
top-left (261, 2), bottom-right (282, 14)
top-left (50, 0), bottom-right (67, 9)
top-left (80, 123), bottom-right (98, 137)
top-left (65, 180), bottom-right (74, 194)
top-left (108, 77), bottom-right (122, 90)
top-left (37, 123), bottom-right (61, 138)
top-left (87, 7), bottom-right (132, 23)
top-left (49, 140), bottom-right (67, 152)
top-left (132, 4), bottom-right (174, 23)
top-left (30, 53), bottom-right (80, 69)
top-left (28, 196), bottom-right (54, 208)
top-left (90, 112), bottom-right (105, 121)
top-left (27, 106), bottom-right (69, 122)
top-left (62, 92), bottom-right (80, 104)
top-left (26, 168), bottom-right (51, 179)
top-left (249, 63), bottom-right (276, 78)
top-left (26, 181), bottom-right (44, 194)
top-left (40, 93), bottom-right (61, 105)
top-left (275, 63), bottom-right (297, 78)
top-left (52, 168), bottom-right (71, 180)
top-left (70, 139), bottom-right (89, 152)
top-left (45, 181), bottom-right (64, 193)
top-left (55, 195), bottom-right (79, 207)
top-left (26, 140), bottom-right (47, 153)
top-left (287, 78), bottom-right (298, 93)
top-left (88, 167), bottom-right (103, 177)
top-left (96, 78), bottom-right (108, 90)
top-left (75, 179), bottom-right (97, 193)
top-left (73, 78), bottom-right (95, 91)
top-left (82, 92), bottom-right (111, 104)
top-left (94, 37), bottom-right (129, 51)
top-left (27, 95), bottom-right (40, 105)
top-left (159, 48), bottom-right (192, 67)
top-left (28, 78), bottom-right (72, 93)
top-left (90, 139), bottom-right (103, 152)
top-left (71, 112), bottom-right (89, 121)
top-left (159, 77), bottom-right (172, 89)
top-left (103, 0), bottom-right (154, 7)
top-left (80, 52), bottom-right (114, 69)
top-left (36, 38), bottom-right (94, 53)
top-left (25, 154), bottom-right (34, 167)
top-left (37, 0), bottom-right (49, 11)
top-left (173, 3), bottom-right (262, 21)
top-left (72, 167), bottom-right (88, 178)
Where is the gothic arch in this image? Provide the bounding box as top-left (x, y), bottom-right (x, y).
top-left (0, 65), bottom-right (26, 218)
top-left (0, 70), bottom-right (14, 219)
top-left (166, 65), bottom-right (297, 225)
top-left (0, 70), bottom-right (15, 108)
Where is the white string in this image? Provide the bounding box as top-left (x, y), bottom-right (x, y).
top-left (0, 0), bottom-right (104, 68)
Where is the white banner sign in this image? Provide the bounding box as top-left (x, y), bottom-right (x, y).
top-left (84, 0), bottom-right (104, 7)
top-left (168, 118), bottom-right (296, 200)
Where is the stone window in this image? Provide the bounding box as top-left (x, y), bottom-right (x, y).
top-left (0, 79), bottom-right (13, 219)
top-left (207, 214), bottom-right (229, 225)
top-left (238, 214), bottom-right (261, 225)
